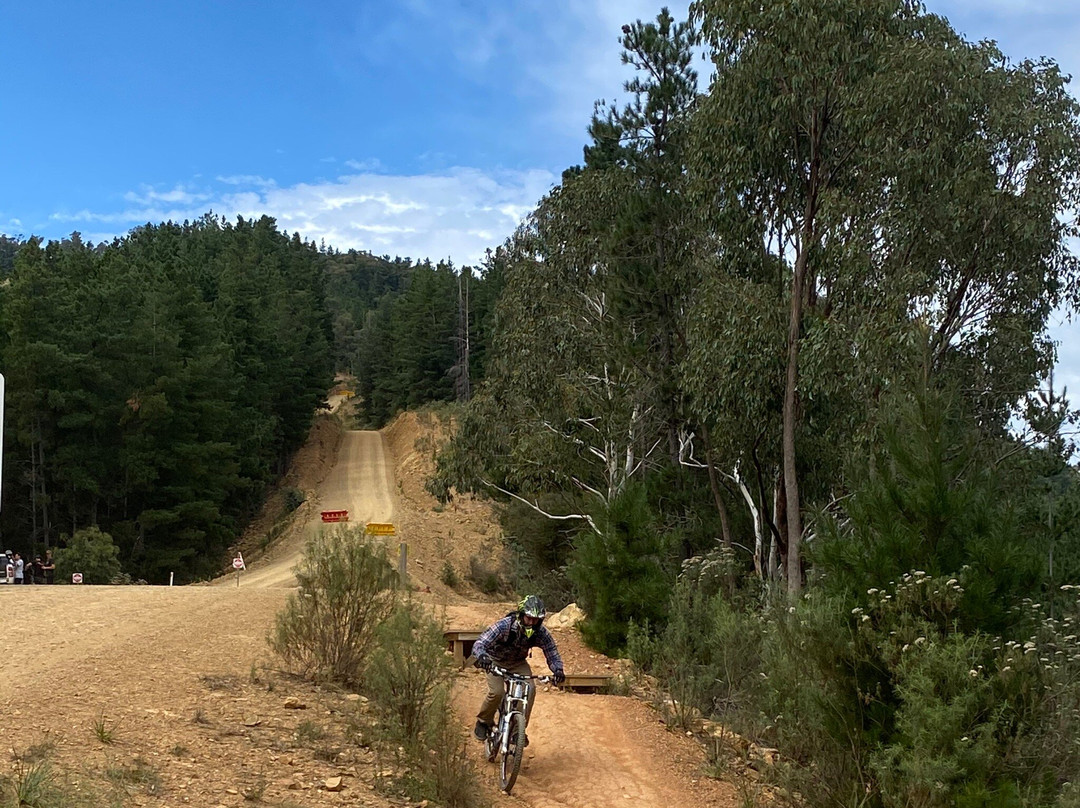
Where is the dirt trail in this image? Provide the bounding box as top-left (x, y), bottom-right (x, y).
top-left (232, 430), bottom-right (396, 589)
top-left (0, 408), bottom-right (734, 808)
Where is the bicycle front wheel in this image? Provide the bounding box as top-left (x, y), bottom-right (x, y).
top-left (499, 712), bottom-right (526, 793)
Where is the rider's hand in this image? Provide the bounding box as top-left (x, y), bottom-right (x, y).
top-left (474, 654), bottom-right (494, 672)
top-left (552, 668), bottom-right (566, 685)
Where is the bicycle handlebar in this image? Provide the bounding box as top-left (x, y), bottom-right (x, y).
top-left (489, 664), bottom-right (555, 684)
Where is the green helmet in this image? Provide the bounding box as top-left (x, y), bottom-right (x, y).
top-left (518, 595), bottom-right (547, 638)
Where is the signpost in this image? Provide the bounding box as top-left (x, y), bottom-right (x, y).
top-left (233, 553), bottom-right (245, 587)
top-left (364, 523), bottom-right (405, 587)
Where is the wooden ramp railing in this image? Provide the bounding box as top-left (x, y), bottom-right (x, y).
top-left (445, 629), bottom-right (483, 669)
top-left (444, 629), bottom-right (612, 693)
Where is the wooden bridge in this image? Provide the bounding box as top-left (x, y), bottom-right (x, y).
top-left (444, 628), bottom-right (613, 693)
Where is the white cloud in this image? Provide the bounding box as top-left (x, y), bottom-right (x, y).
top-left (216, 174), bottom-right (277, 189)
top-left (121, 185), bottom-right (211, 206)
top-left (51, 207), bottom-right (208, 225)
top-left (50, 167), bottom-right (557, 266)
top-left (243, 168), bottom-right (555, 262)
top-left (345, 158), bottom-right (384, 172)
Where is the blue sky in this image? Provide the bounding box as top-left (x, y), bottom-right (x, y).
top-left (1, 0), bottom-right (1078, 395)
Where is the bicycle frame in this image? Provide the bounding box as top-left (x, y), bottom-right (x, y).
top-left (483, 664), bottom-right (553, 794)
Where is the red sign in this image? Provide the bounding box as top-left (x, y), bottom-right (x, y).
top-left (72, 572), bottom-right (84, 584)
top-left (321, 510), bottom-right (349, 523)
top-left (233, 557), bottom-right (245, 570)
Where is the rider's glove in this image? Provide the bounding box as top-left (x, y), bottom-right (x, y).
top-left (552, 668), bottom-right (566, 685)
top-left (474, 653), bottom-right (494, 672)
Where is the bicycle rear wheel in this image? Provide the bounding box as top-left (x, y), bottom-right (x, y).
top-left (499, 712), bottom-right (526, 793)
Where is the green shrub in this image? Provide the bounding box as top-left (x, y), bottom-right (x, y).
top-left (364, 600), bottom-right (453, 747)
top-left (414, 698), bottom-right (489, 808)
top-left (268, 527), bottom-right (398, 687)
top-left (569, 483), bottom-right (680, 655)
top-left (0, 746), bottom-right (102, 808)
top-left (363, 599), bottom-right (488, 808)
top-left (812, 387), bottom-right (1041, 634)
top-left (439, 561), bottom-right (459, 589)
top-left (1, 761), bottom-right (62, 808)
top-left (91, 712), bottom-right (118, 744)
top-left (632, 385), bottom-right (1080, 807)
top-left (282, 487), bottom-right (305, 513)
top-left (466, 544), bottom-right (508, 596)
top-left (54, 526), bottom-right (122, 585)
top-left (629, 557), bottom-right (764, 729)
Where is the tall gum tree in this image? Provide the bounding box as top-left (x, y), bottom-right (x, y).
top-left (438, 10), bottom-right (701, 525)
top-left (688, 0), bottom-right (1080, 597)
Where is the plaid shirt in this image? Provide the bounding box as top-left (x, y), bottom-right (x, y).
top-left (473, 615), bottom-right (564, 672)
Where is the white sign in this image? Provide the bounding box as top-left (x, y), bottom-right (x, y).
top-left (232, 556), bottom-right (245, 570)
top-left (72, 572), bottom-right (84, 584)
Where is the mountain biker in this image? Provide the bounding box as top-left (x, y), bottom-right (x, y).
top-left (472, 594), bottom-right (566, 744)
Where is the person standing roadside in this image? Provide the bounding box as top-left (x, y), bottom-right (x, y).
top-left (13, 553), bottom-right (23, 585)
top-left (43, 550), bottom-right (55, 584)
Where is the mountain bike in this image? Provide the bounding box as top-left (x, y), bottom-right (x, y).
top-left (483, 664), bottom-right (553, 794)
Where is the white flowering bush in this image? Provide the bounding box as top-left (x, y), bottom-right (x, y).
top-left (751, 572), bottom-right (1080, 807)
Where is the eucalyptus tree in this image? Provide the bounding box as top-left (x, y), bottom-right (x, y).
top-left (426, 12), bottom-right (710, 646)
top-left (445, 11), bottom-right (701, 512)
top-left (686, 0), bottom-right (1080, 596)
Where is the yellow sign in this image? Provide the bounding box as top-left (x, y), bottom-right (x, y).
top-left (340, 390), bottom-right (355, 398)
top-left (365, 522), bottom-right (396, 536)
